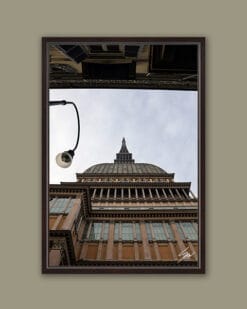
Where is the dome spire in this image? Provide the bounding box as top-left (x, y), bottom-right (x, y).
top-left (119, 137), bottom-right (128, 153)
top-left (114, 137), bottom-right (135, 163)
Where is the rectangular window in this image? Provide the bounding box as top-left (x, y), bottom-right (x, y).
top-left (89, 223), bottom-right (102, 240)
top-left (152, 223), bottom-right (167, 241)
top-left (49, 198), bottom-right (77, 214)
top-left (122, 223), bottom-right (133, 241)
top-left (49, 198), bottom-right (69, 214)
top-left (181, 222), bottom-right (198, 241)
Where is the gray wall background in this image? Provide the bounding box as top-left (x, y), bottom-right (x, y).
top-left (1, 0), bottom-right (246, 308)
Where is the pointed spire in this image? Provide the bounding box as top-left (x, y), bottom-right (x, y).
top-left (114, 137), bottom-right (135, 163)
top-left (119, 137), bottom-right (129, 153)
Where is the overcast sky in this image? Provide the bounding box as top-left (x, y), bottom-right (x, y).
top-left (49, 89), bottom-right (198, 195)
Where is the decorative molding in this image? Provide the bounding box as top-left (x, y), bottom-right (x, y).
top-left (49, 76), bottom-right (197, 91)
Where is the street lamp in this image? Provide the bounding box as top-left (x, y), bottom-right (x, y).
top-left (49, 100), bottom-right (80, 168)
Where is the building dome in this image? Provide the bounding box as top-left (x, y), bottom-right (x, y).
top-left (83, 163), bottom-right (167, 175)
top-left (79, 138), bottom-right (168, 176)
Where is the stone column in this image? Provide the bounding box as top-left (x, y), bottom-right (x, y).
top-left (62, 199), bottom-right (81, 230)
top-left (162, 188), bottom-right (168, 199)
top-left (140, 222), bottom-right (151, 260)
top-left (51, 214), bottom-right (63, 230)
top-left (135, 188), bottom-right (138, 199)
top-left (169, 188), bottom-right (175, 200)
top-left (92, 188), bottom-right (97, 199)
top-left (142, 188), bottom-right (146, 199)
top-left (106, 222), bottom-right (114, 260)
top-left (176, 188), bottom-right (182, 199)
top-left (97, 222), bottom-right (105, 260)
top-left (118, 222), bottom-right (122, 260)
top-left (133, 222), bottom-right (139, 260)
top-left (155, 188), bottom-right (161, 199)
top-left (182, 189), bottom-right (189, 199)
top-left (106, 189), bottom-right (110, 199)
top-left (170, 221), bottom-right (187, 253)
top-left (162, 222), bottom-right (178, 261)
top-left (99, 188), bottom-right (103, 199)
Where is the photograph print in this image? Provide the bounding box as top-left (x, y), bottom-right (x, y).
top-left (42, 37), bottom-right (205, 273)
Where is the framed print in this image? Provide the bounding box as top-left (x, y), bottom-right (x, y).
top-left (42, 37), bottom-right (205, 274)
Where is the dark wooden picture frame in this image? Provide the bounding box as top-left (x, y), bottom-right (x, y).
top-left (42, 37), bottom-right (205, 274)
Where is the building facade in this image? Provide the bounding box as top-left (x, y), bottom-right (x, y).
top-left (49, 42), bottom-right (197, 90)
top-left (49, 138), bottom-right (198, 269)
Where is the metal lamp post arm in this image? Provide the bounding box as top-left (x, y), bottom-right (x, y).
top-left (66, 102), bottom-right (80, 152)
top-left (49, 100), bottom-right (80, 152)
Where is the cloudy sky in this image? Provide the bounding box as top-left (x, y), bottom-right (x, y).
top-left (49, 89), bottom-right (198, 195)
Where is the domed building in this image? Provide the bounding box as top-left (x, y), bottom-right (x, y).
top-left (48, 138), bottom-right (198, 272)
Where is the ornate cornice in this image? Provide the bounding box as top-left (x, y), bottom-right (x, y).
top-left (49, 76), bottom-right (197, 91)
top-left (88, 211), bottom-right (198, 219)
top-left (76, 172), bottom-right (175, 178)
top-left (51, 181), bottom-right (191, 189)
